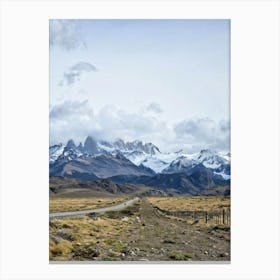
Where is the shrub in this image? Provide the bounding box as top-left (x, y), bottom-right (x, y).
top-left (169, 251), bottom-right (192, 260)
top-left (72, 243), bottom-right (100, 260)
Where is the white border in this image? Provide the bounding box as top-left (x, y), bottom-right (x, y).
top-left (0, 1), bottom-right (279, 279)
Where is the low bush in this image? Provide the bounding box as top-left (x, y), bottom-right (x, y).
top-left (169, 251), bottom-right (192, 260)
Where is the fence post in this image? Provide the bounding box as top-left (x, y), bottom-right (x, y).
top-left (222, 209), bottom-right (225, 224)
top-left (205, 211), bottom-right (208, 223)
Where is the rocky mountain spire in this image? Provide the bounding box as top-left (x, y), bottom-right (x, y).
top-left (84, 136), bottom-right (99, 154)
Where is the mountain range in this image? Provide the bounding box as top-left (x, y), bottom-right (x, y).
top-left (49, 136), bottom-right (230, 195)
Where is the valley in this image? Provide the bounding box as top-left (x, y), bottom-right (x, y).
top-left (49, 136), bottom-right (231, 262)
top-left (49, 137), bottom-right (230, 188)
top-left (49, 196), bottom-right (230, 261)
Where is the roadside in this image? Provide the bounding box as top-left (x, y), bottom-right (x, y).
top-left (49, 197), bottom-right (139, 219)
top-left (49, 198), bottom-right (230, 261)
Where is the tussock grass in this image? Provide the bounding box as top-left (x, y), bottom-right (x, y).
top-left (49, 239), bottom-right (72, 258)
top-left (49, 198), bottom-right (230, 261)
top-left (169, 251), bottom-right (192, 260)
top-left (147, 197), bottom-right (230, 229)
top-left (49, 214), bottom-right (133, 261)
top-left (49, 197), bottom-right (127, 213)
top-left (147, 196), bottom-right (230, 212)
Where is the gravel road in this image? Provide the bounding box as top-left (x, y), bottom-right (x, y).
top-left (49, 197), bottom-right (140, 220)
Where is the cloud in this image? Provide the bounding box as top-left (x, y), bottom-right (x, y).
top-left (174, 118), bottom-right (230, 152)
top-left (146, 102), bottom-right (163, 114)
top-left (50, 100), bottom-right (97, 145)
top-left (50, 100), bottom-right (93, 120)
top-left (49, 19), bottom-right (85, 50)
top-left (49, 101), bottom-right (169, 146)
top-left (95, 106), bottom-right (167, 141)
top-left (59, 62), bottom-right (98, 86)
top-left (50, 101), bottom-right (230, 152)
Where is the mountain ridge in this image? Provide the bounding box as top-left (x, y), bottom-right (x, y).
top-left (50, 136), bottom-right (230, 176)
top-left (49, 136), bottom-right (230, 195)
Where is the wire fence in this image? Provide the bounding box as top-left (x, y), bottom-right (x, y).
top-left (154, 206), bottom-right (231, 226)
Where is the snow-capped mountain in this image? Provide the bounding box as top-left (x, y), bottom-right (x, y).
top-left (49, 140), bottom-right (83, 162)
top-left (49, 136), bottom-right (161, 164)
top-left (49, 137), bottom-right (230, 196)
top-left (131, 152), bottom-right (185, 173)
top-left (162, 149), bottom-right (230, 180)
top-left (97, 138), bottom-right (160, 157)
top-left (49, 136), bottom-right (230, 180)
top-left (49, 143), bottom-right (65, 163)
top-left (124, 148), bottom-right (230, 178)
top-left (50, 152), bottom-right (155, 179)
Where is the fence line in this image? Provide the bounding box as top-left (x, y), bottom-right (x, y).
top-left (154, 206), bottom-right (230, 226)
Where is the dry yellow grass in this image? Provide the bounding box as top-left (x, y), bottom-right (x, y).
top-left (49, 213), bottom-right (135, 260)
top-left (49, 197), bottom-right (128, 213)
top-left (49, 239), bottom-right (73, 259)
top-left (49, 199), bottom-right (230, 261)
top-left (147, 197), bottom-right (230, 229)
top-left (147, 196), bottom-right (230, 212)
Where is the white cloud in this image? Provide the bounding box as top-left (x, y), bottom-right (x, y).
top-left (49, 100), bottom-right (169, 147)
top-left (50, 100), bottom-right (95, 144)
top-left (50, 100), bottom-right (93, 120)
top-left (50, 100), bottom-right (230, 152)
top-left (174, 118), bottom-right (230, 152)
top-left (49, 19), bottom-right (85, 50)
top-left (59, 62), bottom-right (98, 86)
top-left (95, 105), bottom-right (168, 142)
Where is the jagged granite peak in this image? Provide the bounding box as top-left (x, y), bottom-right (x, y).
top-left (99, 140), bottom-right (114, 148)
top-left (49, 138), bottom-right (230, 180)
top-left (113, 139), bottom-right (126, 150)
top-left (78, 142), bottom-right (84, 150)
top-left (112, 139), bottom-right (160, 155)
top-left (84, 136), bottom-right (99, 154)
top-left (197, 149), bottom-right (216, 159)
top-left (66, 139), bottom-right (76, 149)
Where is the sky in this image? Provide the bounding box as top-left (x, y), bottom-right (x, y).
top-left (49, 19), bottom-right (230, 153)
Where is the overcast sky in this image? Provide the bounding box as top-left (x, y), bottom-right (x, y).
top-left (49, 19), bottom-right (230, 153)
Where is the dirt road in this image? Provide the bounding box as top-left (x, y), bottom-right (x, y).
top-left (49, 197), bottom-right (139, 220)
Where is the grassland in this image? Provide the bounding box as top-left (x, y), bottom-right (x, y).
top-left (49, 197), bottom-right (128, 213)
top-left (49, 196), bottom-right (230, 261)
top-left (147, 196), bottom-right (230, 228)
top-left (147, 196), bottom-right (230, 212)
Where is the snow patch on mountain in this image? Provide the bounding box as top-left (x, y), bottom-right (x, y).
top-left (49, 137), bottom-right (230, 179)
top-left (125, 150), bottom-right (190, 173)
top-left (139, 156), bottom-right (170, 173)
top-left (162, 149), bottom-right (230, 178)
top-left (49, 143), bottom-right (65, 163)
top-left (214, 171), bottom-right (230, 180)
top-left (218, 151), bottom-right (231, 162)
